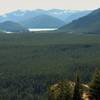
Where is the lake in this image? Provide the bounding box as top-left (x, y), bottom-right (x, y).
top-left (28, 28), bottom-right (57, 32)
top-left (4, 28), bottom-right (57, 34)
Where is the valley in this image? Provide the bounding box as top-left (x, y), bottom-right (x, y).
top-left (0, 7), bottom-right (100, 100)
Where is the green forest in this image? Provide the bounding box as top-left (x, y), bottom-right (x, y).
top-left (0, 32), bottom-right (100, 99)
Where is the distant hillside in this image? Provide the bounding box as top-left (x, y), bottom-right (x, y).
top-left (0, 21), bottom-right (28, 32)
top-left (59, 8), bottom-right (100, 34)
top-left (21, 14), bottom-right (65, 28)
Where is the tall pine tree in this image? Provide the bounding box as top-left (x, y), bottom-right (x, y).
top-left (91, 69), bottom-right (100, 100)
top-left (73, 73), bottom-right (81, 100)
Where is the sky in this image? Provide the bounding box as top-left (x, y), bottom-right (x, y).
top-left (0, 0), bottom-right (100, 15)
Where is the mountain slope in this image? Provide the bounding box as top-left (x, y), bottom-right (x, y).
top-left (65, 10), bottom-right (91, 24)
top-left (0, 21), bottom-right (28, 32)
top-left (59, 8), bottom-right (100, 34)
top-left (21, 14), bottom-right (65, 28)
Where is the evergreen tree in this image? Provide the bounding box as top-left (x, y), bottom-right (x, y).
top-left (91, 69), bottom-right (100, 100)
top-left (73, 73), bottom-right (81, 100)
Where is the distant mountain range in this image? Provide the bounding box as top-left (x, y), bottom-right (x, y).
top-left (1, 9), bottom-right (97, 33)
top-left (59, 8), bottom-right (100, 34)
top-left (0, 21), bottom-right (28, 33)
top-left (0, 9), bottom-right (91, 22)
top-left (0, 9), bottom-right (91, 28)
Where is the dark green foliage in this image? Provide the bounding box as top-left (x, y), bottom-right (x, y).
top-left (90, 69), bottom-right (100, 100)
top-left (73, 74), bottom-right (81, 100)
top-left (0, 74), bottom-right (63, 100)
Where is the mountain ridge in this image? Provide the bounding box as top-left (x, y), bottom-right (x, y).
top-left (0, 9), bottom-right (91, 23)
top-left (59, 8), bottom-right (100, 34)
top-left (21, 14), bottom-right (65, 28)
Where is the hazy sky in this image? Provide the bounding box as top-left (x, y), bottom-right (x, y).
top-left (0, 0), bottom-right (100, 15)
